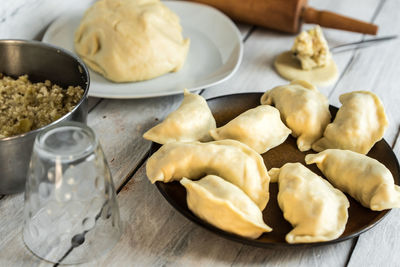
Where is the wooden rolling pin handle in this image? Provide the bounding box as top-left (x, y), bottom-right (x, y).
top-left (302, 7), bottom-right (378, 35)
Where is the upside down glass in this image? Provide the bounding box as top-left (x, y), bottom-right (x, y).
top-left (23, 122), bottom-right (122, 264)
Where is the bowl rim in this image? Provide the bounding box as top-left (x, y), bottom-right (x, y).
top-left (0, 39), bottom-right (90, 142)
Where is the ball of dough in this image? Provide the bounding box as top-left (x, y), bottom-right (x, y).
top-left (74, 0), bottom-right (190, 82)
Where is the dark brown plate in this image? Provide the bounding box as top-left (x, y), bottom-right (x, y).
top-left (151, 93), bottom-right (400, 248)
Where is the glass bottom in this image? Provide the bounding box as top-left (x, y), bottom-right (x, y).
top-left (23, 219), bottom-right (123, 264)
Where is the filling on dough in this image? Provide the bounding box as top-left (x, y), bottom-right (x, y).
top-left (291, 26), bottom-right (331, 70)
top-left (74, 0), bottom-right (190, 83)
top-left (274, 25), bottom-right (338, 87)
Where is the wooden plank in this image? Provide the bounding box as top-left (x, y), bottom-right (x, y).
top-left (229, 243), bottom-right (352, 267)
top-left (237, 24), bottom-right (253, 40)
top-left (201, 0), bottom-right (380, 100)
top-left (88, 97), bottom-right (102, 112)
top-left (0, 193), bottom-right (49, 267)
top-left (88, 94), bottom-right (186, 189)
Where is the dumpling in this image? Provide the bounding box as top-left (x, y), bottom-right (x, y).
top-left (305, 149), bottom-right (400, 211)
top-left (143, 89), bottom-right (216, 144)
top-left (312, 91), bottom-right (388, 154)
top-left (209, 105), bottom-right (291, 154)
top-left (181, 175), bottom-right (272, 239)
top-left (260, 80), bottom-right (331, 151)
top-left (146, 139), bottom-right (270, 210)
top-left (269, 163), bottom-right (349, 243)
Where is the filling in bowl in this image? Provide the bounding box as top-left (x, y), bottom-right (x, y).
top-left (0, 73), bottom-right (84, 138)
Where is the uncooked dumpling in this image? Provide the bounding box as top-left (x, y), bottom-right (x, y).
top-left (312, 91), bottom-right (388, 154)
top-left (305, 149), bottom-right (400, 211)
top-left (275, 26), bottom-right (338, 86)
top-left (181, 175), bottom-right (272, 239)
top-left (146, 139), bottom-right (270, 210)
top-left (269, 163), bottom-right (349, 243)
top-left (74, 0), bottom-right (190, 82)
top-left (143, 89), bottom-right (216, 144)
top-left (260, 80), bottom-right (331, 151)
top-left (209, 105), bottom-right (291, 154)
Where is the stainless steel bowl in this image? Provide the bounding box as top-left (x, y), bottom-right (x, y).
top-left (0, 40), bottom-right (90, 194)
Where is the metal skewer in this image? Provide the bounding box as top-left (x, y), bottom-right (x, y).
top-left (330, 35), bottom-right (398, 53)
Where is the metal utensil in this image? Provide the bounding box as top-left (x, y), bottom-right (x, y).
top-left (330, 35), bottom-right (398, 53)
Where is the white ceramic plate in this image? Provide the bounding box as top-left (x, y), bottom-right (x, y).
top-left (42, 1), bottom-right (243, 99)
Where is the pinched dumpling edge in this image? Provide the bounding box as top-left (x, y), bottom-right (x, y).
top-left (305, 149), bottom-right (400, 211)
top-left (209, 105), bottom-right (291, 154)
top-left (143, 89), bottom-right (216, 144)
top-left (181, 175), bottom-right (272, 239)
top-left (312, 91), bottom-right (388, 154)
top-left (146, 139), bottom-right (270, 210)
top-left (260, 80), bottom-right (331, 152)
top-left (269, 163), bottom-right (349, 243)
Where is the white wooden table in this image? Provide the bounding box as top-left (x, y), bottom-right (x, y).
top-left (1, 0), bottom-right (400, 266)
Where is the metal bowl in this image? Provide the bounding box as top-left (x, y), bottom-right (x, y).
top-left (0, 39), bottom-right (90, 194)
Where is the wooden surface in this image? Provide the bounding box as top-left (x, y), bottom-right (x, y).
top-left (1, 0), bottom-right (400, 266)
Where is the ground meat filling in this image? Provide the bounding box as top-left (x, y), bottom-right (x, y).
top-left (0, 73), bottom-right (84, 138)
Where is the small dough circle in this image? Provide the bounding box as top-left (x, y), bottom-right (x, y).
top-left (274, 51), bottom-right (338, 87)
top-left (74, 0), bottom-right (190, 83)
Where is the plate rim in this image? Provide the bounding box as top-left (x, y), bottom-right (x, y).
top-left (150, 92), bottom-right (399, 248)
top-left (42, 0), bottom-right (243, 99)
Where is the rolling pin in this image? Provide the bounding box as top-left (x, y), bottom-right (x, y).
top-left (188, 0), bottom-right (378, 35)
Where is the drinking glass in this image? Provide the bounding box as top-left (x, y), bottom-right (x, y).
top-left (23, 122), bottom-right (122, 264)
